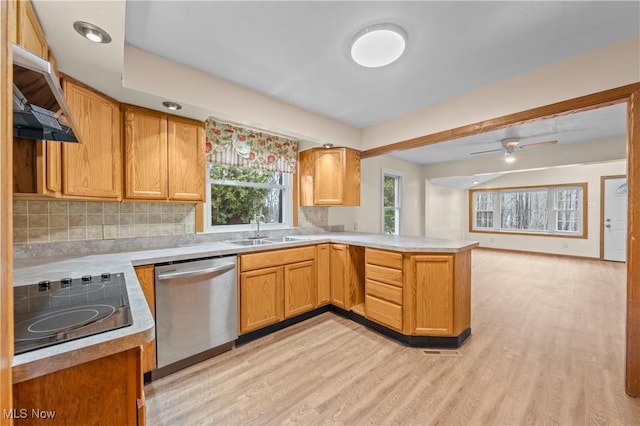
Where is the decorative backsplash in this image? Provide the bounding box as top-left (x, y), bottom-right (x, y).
top-left (13, 200), bottom-right (196, 245)
top-left (298, 206), bottom-right (329, 228)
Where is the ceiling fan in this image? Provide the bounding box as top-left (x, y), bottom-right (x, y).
top-left (470, 138), bottom-right (558, 156)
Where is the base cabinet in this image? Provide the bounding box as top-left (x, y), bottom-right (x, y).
top-left (404, 251), bottom-right (471, 337)
top-left (239, 246), bottom-right (317, 334)
top-left (316, 244), bottom-right (330, 306)
top-left (330, 244), bottom-right (349, 309)
top-left (13, 348), bottom-right (145, 425)
top-left (364, 248), bottom-right (404, 332)
top-left (135, 265), bottom-right (156, 373)
top-left (240, 266), bottom-right (284, 334)
top-left (284, 260), bottom-right (316, 318)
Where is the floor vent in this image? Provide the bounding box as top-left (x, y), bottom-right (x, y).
top-left (422, 349), bottom-right (462, 357)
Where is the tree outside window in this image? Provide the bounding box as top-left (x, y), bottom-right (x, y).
top-left (383, 171), bottom-right (402, 235)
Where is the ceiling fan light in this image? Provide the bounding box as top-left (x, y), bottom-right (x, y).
top-left (504, 152), bottom-right (516, 163)
top-left (350, 23), bottom-right (407, 68)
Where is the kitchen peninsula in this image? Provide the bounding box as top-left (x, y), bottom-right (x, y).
top-left (12, 232), bottom-right (477, 425)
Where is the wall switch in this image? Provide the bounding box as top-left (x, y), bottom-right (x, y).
top-left (353, 222), bottom-right (358, 231)
top-left (489, 237), bottom-right (494, 243)
top-left (103, 225), bottom-right (117, 239)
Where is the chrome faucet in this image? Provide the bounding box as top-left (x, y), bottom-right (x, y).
top-left (252, 214), bottom-right (267, 239)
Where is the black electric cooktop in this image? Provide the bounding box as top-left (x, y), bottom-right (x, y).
top-left (14, 272), bottom-right (132, 355)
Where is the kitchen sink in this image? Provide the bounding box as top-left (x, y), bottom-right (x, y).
top-left (224, 238), bottom-right (274, 246)
top-left (224, 236), bottom-right (304, 246)
top-left (264, 236), bottom-right (304, 243)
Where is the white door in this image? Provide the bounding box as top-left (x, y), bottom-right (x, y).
top-left (603, 177), bottom-right (627, 262)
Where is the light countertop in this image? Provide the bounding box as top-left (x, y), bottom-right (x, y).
top-left (12, 232), bottom-right (478, 382)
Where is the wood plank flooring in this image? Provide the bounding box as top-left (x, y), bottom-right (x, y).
top-left (145, 249), bottom-right (640, 425)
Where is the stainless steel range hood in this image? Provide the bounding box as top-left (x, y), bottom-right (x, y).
top-left (12, 44), bottom-right (81, 143)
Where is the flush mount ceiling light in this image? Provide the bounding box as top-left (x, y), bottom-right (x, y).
top-left (349, 23), bottom-right (407, 68)
top-left (162, 101), bottom-right (182, 111)
top-left (73, 21), bottom-right (112, 44)
top-left (322, 143), bottom-right (334, 148)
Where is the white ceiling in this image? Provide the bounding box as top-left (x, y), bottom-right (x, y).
top-left (124, 1), bottom-right (639, 128)
top-left (31, 1), bottom-right (638, 166)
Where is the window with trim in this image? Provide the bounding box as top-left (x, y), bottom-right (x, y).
top-left (203, 118), bottom-right (297, 232)
top-left (470, 184), bottom-right (586, 237)
top-left (382, 170), bottom-right (402, 235)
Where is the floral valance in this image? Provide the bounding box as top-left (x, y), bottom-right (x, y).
top-left (205, 118), bottom-right (298, 173)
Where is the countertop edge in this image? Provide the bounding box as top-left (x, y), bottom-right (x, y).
top-left (11, 232), bottom-right (479, 380)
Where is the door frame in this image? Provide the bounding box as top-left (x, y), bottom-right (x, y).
top-left (600, 174), bottom-right (627, 260)
top-left (362, 82), bottom-right (640, 397)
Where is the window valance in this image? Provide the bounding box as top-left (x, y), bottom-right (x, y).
top-left (205, 118), bottom-right (298, 173)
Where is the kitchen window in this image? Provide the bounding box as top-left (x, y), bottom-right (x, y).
top-left (470, 183), bottom-right (586, 237)
top-left (382, 170), bottom-right (402, 235)
top-left (203, 118), bottom-right (298, 233)
top-left (205, 164), bottom-right (293, 232)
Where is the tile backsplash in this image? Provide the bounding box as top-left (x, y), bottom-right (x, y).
top-left (13, 200), bottom-right (196, 245)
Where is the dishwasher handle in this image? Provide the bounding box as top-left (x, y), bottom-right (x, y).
top-left (157, 263), bottom-right (236, 281)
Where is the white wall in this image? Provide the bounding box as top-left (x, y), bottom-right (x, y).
top-left (424, 182), bottom-right (466, 240)
top-left (464, 160), bottom-right (627, 258)
top-left (329, 155), bottom-right (424, 236)
top-left (362, 36), bottom-right (639, 150)
top-left (123, 46), bottom-right (361, 148)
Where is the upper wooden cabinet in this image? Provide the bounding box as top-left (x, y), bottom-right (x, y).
top-left (168, 116), bottom-right (206, 201)
top-left (123, 105), bottom-right (205, 202)
top-left (62, 79), bottom-right (122, 199)
top-left (16, 0), bottom-right (47, 59)
top-left (299, 147), bottom-right (360, 206)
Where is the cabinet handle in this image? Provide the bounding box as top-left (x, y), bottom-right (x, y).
top-left (157, 264), bottom-right (236, 281)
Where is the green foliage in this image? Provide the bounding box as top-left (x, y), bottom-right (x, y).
top-left (210, 165), bottom-right (273, 225)
top-left (384, 175), bottom-right (397, 234)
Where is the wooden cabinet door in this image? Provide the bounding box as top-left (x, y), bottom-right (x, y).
top-left (62, 80), bottom-right (121, 199)
top-left (409, 255), bottom-right (454, 336)
top-left (167, 116), bottom-right (205, 201)
top-left (124, 106), bottom-right (168, 200)
top-left (240, 266), bottom-right (283, 334)
top-left (17, 0), bottom-right (47, 58)
top-left (330, 244), bottom-right (349, 310)
top-left (314, 149), bottom-right (344, 205)
top-left (134, 265), bottom-right (156, 373)
top-left (284, 260), bottom-right (316, 318)
top-left (44, 141), bottom-right (61, 195)
top-left (316, 243), bottom-right (331, 306)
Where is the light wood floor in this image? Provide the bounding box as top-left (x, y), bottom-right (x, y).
top-left (145, 249), bottom-right (640, 425)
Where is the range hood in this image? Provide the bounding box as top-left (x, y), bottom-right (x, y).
top-left (12, 44), bottom-right (80, 143)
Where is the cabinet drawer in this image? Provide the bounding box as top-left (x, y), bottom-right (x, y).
top-left (240, 246), bottom-right (316, 272)
top-left (365, 295), bottom-right (402, 331)
top-left (366, 279), bottom-right (402, 305)
top-left (366, 248), bottom-right (403, 270)
top-left (366, 264), bottom-right (403, 287)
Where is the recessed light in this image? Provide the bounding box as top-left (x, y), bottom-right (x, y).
top-left (350, 23), bottom-right (407, 68)
top-left (472, 180), bottom-right (480, 185)
top-left (162, 101), bottom-right (182, 111)
top-left (322, 143), bottom-right (334, 149)
top-left (73, 21), bottom-right (112, 44)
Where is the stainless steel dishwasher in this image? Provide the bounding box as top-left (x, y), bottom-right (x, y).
top-left (153, 255), bottom-right (237, 379)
